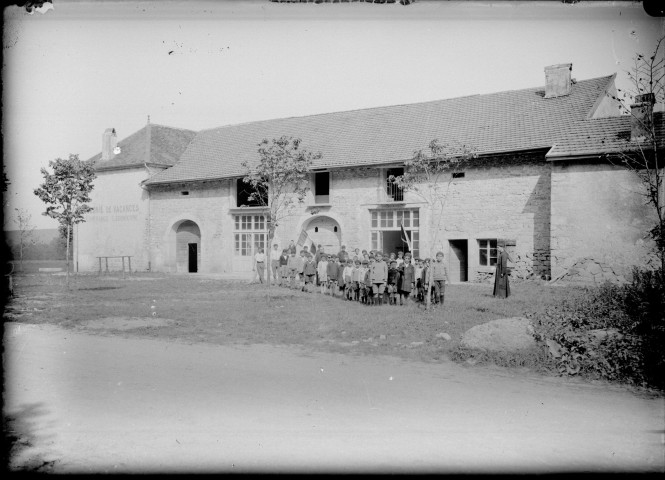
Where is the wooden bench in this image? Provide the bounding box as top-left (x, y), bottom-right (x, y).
top-left (97, 256), bottom-right (133, 275)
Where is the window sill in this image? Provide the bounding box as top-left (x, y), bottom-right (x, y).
top-left (476, 266), bottom-right (496, 273)
top-left (306, 203), bottom-right (332, 208)
top-left (229, 206), bottom-right (269, 214)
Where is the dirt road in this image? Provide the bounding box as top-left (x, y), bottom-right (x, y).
top-left (3, 322), bottom-right (663, 473)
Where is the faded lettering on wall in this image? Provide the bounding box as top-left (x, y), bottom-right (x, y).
top-left (89, 204), bottom-right (140, 222)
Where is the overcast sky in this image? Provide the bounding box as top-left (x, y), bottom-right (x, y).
top-left (2, 0), bottom-right (663, 229)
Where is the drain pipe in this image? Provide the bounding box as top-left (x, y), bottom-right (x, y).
top-left (140, 167), bottom-right (152, 272)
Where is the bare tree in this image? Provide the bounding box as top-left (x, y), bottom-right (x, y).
top-left (608, 36), bottom-right (664, 270)
top-left (13, 208), bottom-right (36, 272)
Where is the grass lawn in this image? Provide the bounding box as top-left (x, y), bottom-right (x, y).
top-left (4, 272), bottom-right (581, 367)
top-left (8, 259), bottom-right (69, 274)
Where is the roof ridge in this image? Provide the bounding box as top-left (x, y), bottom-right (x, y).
top-left (198, 74), bottom-right (616, 134)
top-left (149, 123), bottom-right (197, 133)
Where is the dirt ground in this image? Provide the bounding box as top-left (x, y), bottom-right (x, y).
top-left (4, 321), bottom-right (664, 474)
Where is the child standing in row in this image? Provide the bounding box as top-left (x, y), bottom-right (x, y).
top-left (414, 258), bottom-right (423, 301)
top-left (369, 252), bottom-right (388, 306)
top-left (343, 259), bottom-right (354, 300)
top-left (386, 260), bottom-right (402, 305)
top-left (317, 254), bottom-right (329, 294)
top-left (303, 253), bottom-right (317, 292)
top-left (398, 253), bottom-right (416, 305)
top-left (337, 257), bottom-right (346, 298)
top-left (327, 254), bottom-right (339, 296)
top-left (431, 251), bottom-right (450, 306)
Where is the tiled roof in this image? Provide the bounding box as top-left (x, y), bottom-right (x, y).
top-left (89, 124), bottom-right (197, 170)
top-left (144, 75), bottom-right (617, 185)
top-left (546, 112), bottom-right (665, 159)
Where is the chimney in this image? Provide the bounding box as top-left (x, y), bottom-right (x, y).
top-left (101, 128), bottom-right (117, 161)
top-left (630, 93), bottom-right (655, 142)
top-left (544, 63), bottom-right (573, 98)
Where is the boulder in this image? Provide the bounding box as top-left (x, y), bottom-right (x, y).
top-left (460, 317), bottom-right (537, 353)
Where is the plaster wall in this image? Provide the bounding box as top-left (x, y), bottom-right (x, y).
top-left (550, 161), bottom-right (656, 278)
top-left (74, 168), bottom-right (150, 272)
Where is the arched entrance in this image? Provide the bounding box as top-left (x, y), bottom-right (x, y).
top-left (304, 216), bottom-right (341, 253)
top-left (175, 220), bottom-right (201, 273)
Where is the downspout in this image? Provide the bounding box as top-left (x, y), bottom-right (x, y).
top-left (140, 172), bottom-right (152, 272)
top-left (144, 116), bottom-right (152, 271)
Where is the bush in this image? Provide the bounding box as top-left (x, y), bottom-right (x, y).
top-left (530, 267), bottom-right (665, 390)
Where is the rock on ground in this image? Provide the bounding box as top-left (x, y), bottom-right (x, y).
top-left (460, 317), bottom-right (536, 353)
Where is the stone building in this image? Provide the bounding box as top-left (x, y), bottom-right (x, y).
top-left (74, 64), bottom-right (663, 282)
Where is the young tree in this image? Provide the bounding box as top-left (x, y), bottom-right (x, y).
top-left (13, 208), bottom-right (36, 271)
top-left (393, 139), bottom-right (477, 310)
top-left (608, 36), bottom-right (665, 270)
top-left (241, 136), bottom-right (320, 290)
top-left (34, 154), bottom-right (96, 283)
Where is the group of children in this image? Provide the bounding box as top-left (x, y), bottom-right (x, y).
top-left (271, 247), bottom-right (450, 307)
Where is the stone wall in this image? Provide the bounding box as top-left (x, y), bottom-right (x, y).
top-left (550, 160), bottom-right (656, 279)
top-left (425, 154), bottom-right (552, 282)
top-left (148, 180), bottom-right (230, 273)
top-left (81, 155), bottom-right (558, 277)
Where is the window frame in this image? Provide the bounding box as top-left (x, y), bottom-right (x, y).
top-left (233, 214), bottom-right (267, 257)
top-left (478, 238), bottom-right (498, 266)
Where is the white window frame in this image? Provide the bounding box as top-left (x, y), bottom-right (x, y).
top-left (233, 214), bottom-right (267, 257)
top-left (478, 238), bottom-right (498, 266)
top-left (370, 208), bottom-right (419, 258)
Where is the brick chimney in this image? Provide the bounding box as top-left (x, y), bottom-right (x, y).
top-left (544, 63), bottom-right (572, 98)
top-left (630, 93), bottom-right (655, 142)
top-left (101, 128), bottom-right (117, 161)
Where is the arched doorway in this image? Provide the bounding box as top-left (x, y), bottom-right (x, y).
top-left (304, 216), bottom-right (341, 254)
top-left (176, 220), bottom-right (201, 273)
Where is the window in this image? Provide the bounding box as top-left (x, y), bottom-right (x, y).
top-left (478, 239), bottom-right (498, 266)
top-left (234, 214), bottom-right (266, 256)
top-left (181, 191), bottom-right (189, 196)
top-left (314, 172), bottom-right (330, 204)
top-left (452, 172), bottom-right (465, 179)
top-left (370, 209), bottom-right (420, 258)
top-left (236, 179), bottom-right (267, 207)
top-left (386, 168), bottom-right (404, 201)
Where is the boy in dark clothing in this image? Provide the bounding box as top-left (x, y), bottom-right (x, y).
top-left (303, 253), bottom-right (317, 292)
top-left (278, 249), bottom-right (289, 287)
top-left (398, 253), bottom-right (416, 305)
top-left (386, 260), bottom-right (401, 305)
top-left (336, 257), bottom-right (346, 298)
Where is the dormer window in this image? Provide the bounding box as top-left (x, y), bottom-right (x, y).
top-left (386, 168), bottom-right (404, 201)
top-left (314, 171), bottom-right (330, 204)
top-left (236, 179), bottom-right (267, 207)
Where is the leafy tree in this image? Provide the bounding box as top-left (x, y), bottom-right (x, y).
top-left (34, 154), bottom-right (96, 283)
top-left (241, 136), bottom-right (320, 289)
top-left (393, 139), bottom-right (477, 310)
top-left (608, 36), bottom-right (665, 270)
top-left (13, 208), bottom-right (36, 271)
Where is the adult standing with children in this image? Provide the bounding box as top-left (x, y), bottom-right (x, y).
top-left (270, 243), bottom-right (281, 284)
top-left (493, 244), bottom-right (511, 298)
top-left (254, 248), bottom-right (266, 284)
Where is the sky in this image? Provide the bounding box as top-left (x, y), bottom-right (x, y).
top-left (2, 0), bottom-right (663, 229)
